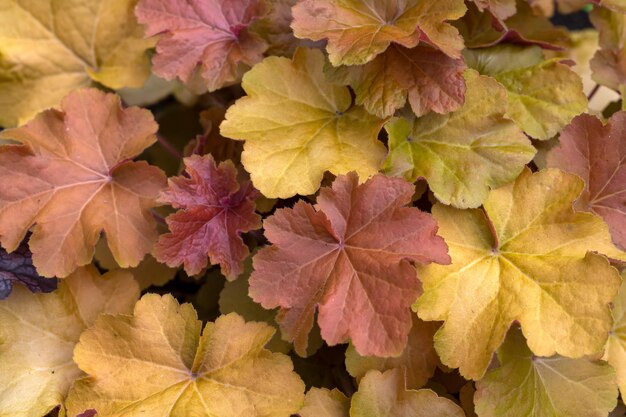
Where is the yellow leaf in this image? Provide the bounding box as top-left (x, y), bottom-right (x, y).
top-left (475, 327), bottom-right (618, 417)
top-left (383, 70), bottom-right (535, 208)
top-left (299, 388), bottom-right (350, 417)
top-left (0, 0), bottom-right (154, 126)
top-left (220, 48), bottom-right (386, 198)
top-left (0, 266), bottom-right (139, 417)
top-left (416, 168), bottom-right (625, 380)
top-left (66, 294), bottom-right (305, 417)
top-left (350, 368), bottom-right (465, 417)
top-left (606, 270), bottom-right (626, 398)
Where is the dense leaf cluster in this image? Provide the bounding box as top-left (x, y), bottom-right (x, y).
top-left (1, 0), bottom-right (626, 416)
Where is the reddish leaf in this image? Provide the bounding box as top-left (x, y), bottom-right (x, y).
top-left (547, 112), bottom-right (626, 250)
top-left (0, 238), bottom-right (56, 300)
top-left (0, 89), bottom-right (166, 278)
top-left (135, 0), bottom-right (268, 91)
top-left (154, 154), bottom-right (261, 279)
top-left (249, 173), bottom-right (450, 357)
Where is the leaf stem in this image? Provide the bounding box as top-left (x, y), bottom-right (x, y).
top-left (587, 84), bottom-right (600, 102)
top-left (157, 134), bottom-right (183, 160)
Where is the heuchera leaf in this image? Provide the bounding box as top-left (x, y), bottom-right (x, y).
top-left (415, 168), bottom-right (625, 380)
top-left (0, 238), bottom-right (56, 299)
top-left (345, 315), bottom-right (439, 390)
top-left (546, 112), bottom-right (626, 250)
top-left (299, 388), bottom-right (350, 417)
top-left (465, 45), bottom-right (588, 140)
top-left (327, 44), bottom-right (467, 118)
top-left (606, 270), bottom-right (626, 398)
top-left (65, 294), bottom-right (305, 417)
top-left (135, 0), bottom-right (268, 92)
top-left (350, 369), bottom-right (465, 417)
top-left (475, 327), bottom-right (618, 417)
top-left (0, 266), bottom-right (139, 417)
top-left (383, 70), bottom-right (536, 208)
top-left (472, 0), bottom-right (517, 20)
top-left (291, 0), bottom-right (467, 66)
top-left (590, 6), bottom-right (626, 92)
top-left (249, 172), bottom-right (450, 357)
top-left (0, 89), bottom-right (167, 278)
top-left (220, 48), bottom-right (386, 198)
top-left (154, 154), bottom-right (261, 278)
top-left (0, 0), bottom-right (154, 127)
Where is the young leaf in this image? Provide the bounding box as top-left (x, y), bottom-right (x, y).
top-left (299, 388), bottom-right (350, 417)
top-left (607, 270), bottom-right (626, 398)
top-left (0, 89), bottom-right (167, 278)
top-left (65, 295), bottom-right (305, 417)
top-left (154, 154), bottom-right (261, 279)
top-left (383, 70), bottom-right (535, 209)
top-left (546, 113), bottom-right (626, 250)
top-left (465, 45), bottom-right (587, 140)
top-left (220, 48), bottom-right (386, 198)
top-left (0, 239), bottom-right (56, 299)
top-left (0, 266), bottom-right (139, 417)
top-left (328, 44), bottom-right (467, 118)
top-left (350, 368), bottom-right (465, 417)
top-left (0, 0), bottom-right (154, 127)
top-left (475, 328), bottom-right (618, 417)
top-left (135, 0), bottom-right (268, 92)
top-left (291, 0), bottom-right (467, 65)
top-left (415, 168), bottom-right (625, 380)
top-left (345, 315), bottom-right (439, 390)
top-left (249, 173), bottom-right (450, 357)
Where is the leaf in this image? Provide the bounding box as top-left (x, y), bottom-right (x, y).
top-left (291, 0), bottom-right (467, 66)
top-left (590, 6), bottom-right (626, 50)
top-left (327, 44), bottom-right (467, 118)
top-left (0, 0), bottom-right (154, 127)
top-left (0, 88), bottom-right (167, 278)
top-left (65, 295), bottom-right (305, 417)
top-left (350, 368), bottom-right (465, 417)
top-left (591, 48), bottom-right (626, 91)
top-left (465, 45), bottom-right (587, 140)
top-left (135, 0), bottom-right (268, 92)
top-left (0, 265), bottom-right (139, 417)
top-left (249, 172), bottom-right (450, 357)
top-left (94, 238), bottom-right (177, 290)
top-left (0, 238), bottom-right (56, 299)
top-left (345, 315), bottom-right (439, 390)
top-left (607, 270), bottom-right (626, 398)
top-left (154, 154), bottom-right (261, 278)
top-left (475, 327), bottom-right (618, 417)
top-left (415, 168), bottom-right (625, 380)
top-left (472, 0), bottom-right (517, 20)
top-left (220, 48), bottom-right (387, 198)
top-left (219, 254), bottom-right (291, 353)
top-left (298, 388), bottom-right (350, 417)
top-left (546, 112), bottom-right (626, 250)
top-left (253, 0), bottom-right (312, 57)
top-left (383, 70), bottom-right (535, 209)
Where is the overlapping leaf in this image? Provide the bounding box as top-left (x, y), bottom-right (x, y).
top-left (383, 70), bottom-right (535, 208)
top-left (472, 0), bottom-right (517, 20)
top-left (606, 270), bottom-right (626, 398)
top-left (590, 6), bottom-right (626, 92)
top-left (136, 0), bottom-right (268, 92)
top-left (249, 173), bottom-right (449, 357)
top-left (0, 239), bottom-right (56, 299)
top-left (0, 266), bottom-right (139, 417)
top-left (345, 315), bottom-right (439, 389)
top-left (350, 369), bottom-right (465, 417)
top-left (416, 168), bottom-right (625, 380)
top-left (0, 0), bottom-right (154, 127)
top-left (328, 44), bottom-right (467, 118)
top-left (475, 328), bottom-right (618, 417)
top-left (291, 0), bottom-right (466, 66)
top-left (66, 294), bottom-right (305, 417)
top-left (0, 89), bottom-right (166, 278)
top-left (546, 112), bottom-right (626, 249)
top-left (465, 45), bottom-right (587, 139)
top-left (154, 154), bottom-right (261, 278)
top-left (220, 48), bottom-right (386, 198)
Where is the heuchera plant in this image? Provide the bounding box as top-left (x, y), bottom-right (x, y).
top-left (2, 0), bottom-right (626, 416)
